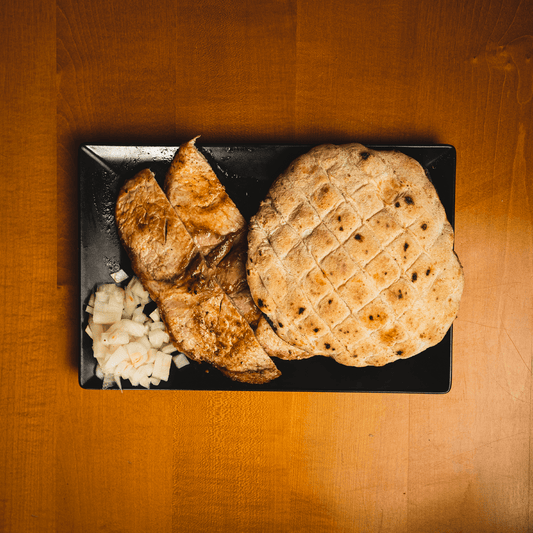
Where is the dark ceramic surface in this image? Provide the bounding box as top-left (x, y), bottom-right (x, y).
top-left (79, 143), bottom-right (456, 392)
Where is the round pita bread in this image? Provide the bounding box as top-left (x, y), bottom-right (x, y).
top-left (247, 143), bottom-right (464, 367)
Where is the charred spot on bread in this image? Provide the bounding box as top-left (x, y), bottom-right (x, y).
top-left (404, 196), bottom-right (414, 205)
top-left (354, 233), bottom-right (363, 241)
top-left (264, 315), bottom-right (276, 331)
top-left (426, 268), bottom-right (431, 276)
top-left (404, 242), bottom-right (409, 251)
top-left (412, 272), bottom-right (418, 281)
top-left (257, 298), bottom-right (265, 308)
top-left (421, 223), bottom-right (428, 230)
top-left (396, 350), bottom-right (403, 356)
top-left (298, 307), bottom-right (305, 314)
top-left (360, 152), bottom-right (370, 160)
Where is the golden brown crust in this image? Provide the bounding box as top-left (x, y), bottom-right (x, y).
top-left (213, 233), bottom-right (262, 327)
top-left (247, 143), bottom-right (464, 367)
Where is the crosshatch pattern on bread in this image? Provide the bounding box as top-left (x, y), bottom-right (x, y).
top-left (247, 143), bottom-right (464, 367)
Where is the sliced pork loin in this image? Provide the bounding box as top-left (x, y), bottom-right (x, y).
top-left (115, 168), bottom-right (280, 384)
top-left (164, 137), bottom-right (262, 328)
top-left (164, 136), bottom-right (246, 267)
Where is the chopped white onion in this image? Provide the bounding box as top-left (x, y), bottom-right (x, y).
top-left (148, 328), bottom-right (169, 349)
top-left (152, 352), bottom-right (172, 381)
top-left (136, 335), bottom-right (152, 351)
top-left (111, 269), bottom-right (129, 283)
top-left (172, 353), bottom-right (190, 368)
top-left (95, 364), bottom-right (104, 380)
top-left (85, 275), bottom-right (179, 389)
top-left (132, 307), bottom-right (148, 324)
top-left (160, 343), bottom-right (178, 354)
top-left (101, 330), bottom-right (129, 346)
top-left (149, 321), bottom-right (166, 331)
top-left (102, 373), bottom-right (115, 389)
top-left (103, 345), bottom-right (130, 374)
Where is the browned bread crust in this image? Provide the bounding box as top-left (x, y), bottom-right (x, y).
top-left (247, 143), bottom-right (464, 367)
top-left (255, 316), bottom-right (314, 361)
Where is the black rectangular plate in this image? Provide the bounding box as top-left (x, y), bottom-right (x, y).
top-left (79, 143), bottom-right (456, 392)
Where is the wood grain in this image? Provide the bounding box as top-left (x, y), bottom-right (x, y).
top-left (1, 0), bottom-right (532, 531)
top-left (0, 1), bottom-right (56, 531)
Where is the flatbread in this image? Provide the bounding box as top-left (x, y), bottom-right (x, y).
top-left (247, 143), bottom-right (464, 367)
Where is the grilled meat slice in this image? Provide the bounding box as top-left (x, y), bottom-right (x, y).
top-left (115, 168), bottom-right (280, 384)
top-left (164, 136), bottom-right (246, 267)
top-left (212, 232), bottom-right (262, 327)
top-left (165, 137), bottom-right (262, 327)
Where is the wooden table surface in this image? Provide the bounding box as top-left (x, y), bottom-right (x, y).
top-left (2, 0), bottom-right (532, 531)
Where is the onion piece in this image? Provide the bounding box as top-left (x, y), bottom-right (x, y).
top-left (106, 319), bottom-right (147, 338)
top-left (132, 307), bottom-right (148, 323)
top-left (160, 343), bottom-right (178, 354)
top-left (111, 269), bottom-right (129, 283)
top-left (102, 373), bottom-right (115, 389)
top-left (152, 352), bottom-right (172, 381)
top-left (136, 335), bottom-right (152, 351)
top-left (148, 329), bottom-right (169, 349)
top-left (92, 287), bottom-right (124, 324)
top-left (172, 353), bottom-right (190, 369)
top-left (127, 341), bottom-right (149, 368)
top-left (103, 345), bottom-right (130, 374)
top-left (101, 330), bottom-right (129, 346)
top-left (95, 364), bottom-right (104, 380)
